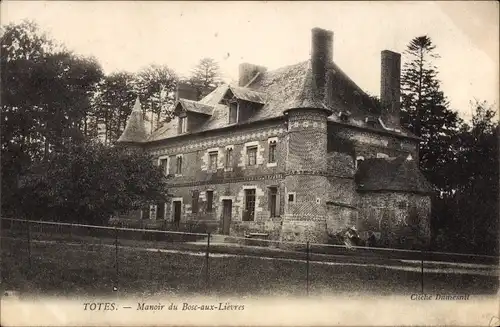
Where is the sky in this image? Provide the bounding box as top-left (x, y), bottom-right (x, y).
top-left (2, 1), bottom-right (498, 121)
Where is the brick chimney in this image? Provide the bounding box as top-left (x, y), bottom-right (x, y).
top-left (380, 50), bottom-right (401, 127)
top-left (176, 82), bottom-right (199, 101)
top-left (311, 27), bottom-right (333, 99)
top-left (238, 63), bottom-right (267, 87)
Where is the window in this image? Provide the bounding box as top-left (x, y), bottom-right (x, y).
top-left (209, 151), bottom-right (218, 171)
top-left (229, 101), bottom-right (238, 124)
top-left (339, 111), bottom-right (350, 122)
top-left (225, 147), bottom-right (233, 168)
top-left (288, 193), bottom-right (295, 203)
top-left (243, 189), bottom-right (256, 221)
top-left (192, 190), bottom-right (199, 214)
top-left (178, 116), bottom-right (187, 134)
top-left (159, 157), bottom-right (169, 176)
top-left (247, 146), bottom-right (257, 166)
top-left (268, 141), bottom-right (277, 163)
top-left (176, 156), bottom-right (183, 174)
top-left (365, 117), bottom-right (377, 128)
top-left (268, 187), bottom-right (278, 217)
top-left (206, 190), bottom-right (214, 212)
top-left (356, 156), bottom-right (365, 169)
top-left (156, 203), bottom-right (165, 220)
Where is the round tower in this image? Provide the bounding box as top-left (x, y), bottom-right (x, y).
top-left (281, 107), bottom-right (331, 243)
top-left (280, 27), bottom-right (334, 244)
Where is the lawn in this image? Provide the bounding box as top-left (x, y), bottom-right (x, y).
top-left (1, 234), bottom-right (497, 298)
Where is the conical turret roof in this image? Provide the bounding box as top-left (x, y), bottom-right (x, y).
top-left (117, 97), bottom-right (148, 143)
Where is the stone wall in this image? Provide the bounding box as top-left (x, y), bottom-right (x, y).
top-left (160, 180), bottom-right (284, 239)
top-left (140, 120), bottom-right (288, 238)
top-left (358, 191), bottom-right (431, 248)
top-left (327, 123), bottom-right (418, 161)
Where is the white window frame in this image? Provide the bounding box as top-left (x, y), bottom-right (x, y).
top-left (355, 156), bottom-right (364, 169)
top-left (158, 155), bottom-right (170, 176)
top-left (175, 154), bottom-right (183, 176)
top-left (245, 141), bottom-right (259, 167)
top-left (171, 197), bottom-right (183, 222)
top-left (224, 145), bottom-right (234, 171)
top-left (242, 185), bottom-right (257, 222)
top-left (267, 137), bottom-right (278, 167)
top-left (179, 116), bottom-right (188, 134)
top-left (228, 101), bottom-right (239, 125)
top-left (207, 149), bottom-right (219, 172)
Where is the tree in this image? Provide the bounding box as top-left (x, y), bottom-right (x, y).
top-left (188, 58), bottom-right (222, 99)
top-left (13, 141), bottom-right (170, 225)
top-left (1, 21), bottom-right (103, 214)
top-left (400, 36), bottom-right (463, 193)
top-left (93, 72), bottom-right (136, 144)
top-left (135, 64), bottom-right (178, 132)
top-left (430, 100), bottom-right (499, 255)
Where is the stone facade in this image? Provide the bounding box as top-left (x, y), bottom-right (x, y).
top-left (116, 27), bottom-right (433, 248)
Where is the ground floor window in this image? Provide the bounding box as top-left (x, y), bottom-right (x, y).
top-left (192, 190), bottom-right (199, 213)
top-left (156, 203), bottom-right (165, 220)
top-left (206, 190), bottom-right (214, 212)
top-left (243, 189), bottom-right (256, 221)
top-left (268, 187), bottom-right (278, 217)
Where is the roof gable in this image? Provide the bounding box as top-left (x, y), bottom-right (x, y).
top-left (174, 99), bottom-right (213, 116)
top-left (220, 86), bottom-right (266, 105)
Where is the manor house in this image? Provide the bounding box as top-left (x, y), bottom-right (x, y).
top-left (116, 27), bottom-right (433, 247)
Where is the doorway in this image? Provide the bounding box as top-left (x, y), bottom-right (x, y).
top-left (222, 199), bottom-right (232, 235)
top-left (173, 201), bottom-right (182, 227)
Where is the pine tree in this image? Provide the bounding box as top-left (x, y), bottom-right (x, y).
top-left (188, 58), bottom-right (222, 99)
top-left (400, 36), bottom-right (462, 193)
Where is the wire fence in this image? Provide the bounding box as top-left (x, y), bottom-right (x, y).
top-left (1, 217), bottom-right (498, 297)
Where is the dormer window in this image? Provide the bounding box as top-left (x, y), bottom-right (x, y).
top-left (178, 116), bottom-right (187, 134)
top-left (229, 101), bottom-right (238, 124)
top-left (356, 156), bottom-right (365, 169)
top-left (339, 111), bottom-right (350, 122)
top-left (365, 117), bottom-right (377, 128)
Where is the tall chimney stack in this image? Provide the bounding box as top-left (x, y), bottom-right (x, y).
top-left (311, 28), bottom-right (333, 99)
top-left (380, 50), bottom-right (401, 127)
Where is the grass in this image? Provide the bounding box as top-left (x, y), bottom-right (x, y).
top-left (1, 233), bottom-right (497, 298)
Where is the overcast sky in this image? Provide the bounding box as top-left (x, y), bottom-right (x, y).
top-left (2, 1), bottom-right (498, 121)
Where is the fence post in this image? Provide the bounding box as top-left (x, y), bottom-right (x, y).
top-left (205, 233), bottom-right (210, 290)
top-left (420, 247), bottom-right (424, 293)
top-left (306, 241), bottom-right (310, 296)
top-left (115, 227), bottom-right (119, 289)
top-left (27, 221), bottom-right (32, 270)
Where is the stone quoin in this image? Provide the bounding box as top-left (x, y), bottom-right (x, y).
top-left (115, 27), bottom-right (433, 248)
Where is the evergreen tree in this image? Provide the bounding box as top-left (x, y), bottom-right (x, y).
top-left (400, 36), bottom-right (462, 193)
top-left (188, 58), bottom-right (222, 99)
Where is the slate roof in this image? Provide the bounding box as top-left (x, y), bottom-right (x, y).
top-left (355, 157), bottom-right (434, 194)
top-left (224, 86), bottom-right (266, 104)
top-left (146, 59), bottom-right (416, 142)
top-left (175, 99), bottom-right (213, 116)
top-left (117, 97), bottom-right (148, 143)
